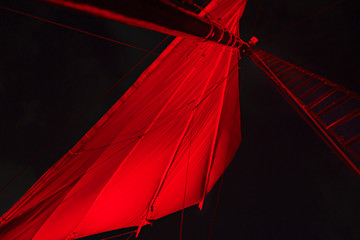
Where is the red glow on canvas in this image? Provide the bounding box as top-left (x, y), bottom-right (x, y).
top-left (0, 0), bottom-right (247, 239)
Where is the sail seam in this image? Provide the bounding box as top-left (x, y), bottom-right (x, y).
top-left (137, 46), bottom-right (230, 233)
top-left (67, 40), bottom-right (207, 238)
top-left (199, 50), bottom-right (236, 208)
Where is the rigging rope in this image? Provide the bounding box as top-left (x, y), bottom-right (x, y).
top-left (249, 49), bottom-right (360, 176)
top-left (178, 108), bottom-right (198, 240)
top-left (0, 5), bottom-right (160, 55)
top-left (124, 231), bottom-right (136, 240)
top-left (250, 0), bottom-right (263, 37)
top-left (101, 230), bottom-right (137, 240)
top-left (262, 0), bottom-right (346, 42)
top-left (207, 55), bottom-right (244, 240)
top-left (207, 173), bottom-right (224, 240)
top-left (179, 120), bottom-right (191, 240)
top-left (193, 60), bottom-right (239, 110)
top-left (0, 35), bottom-right (169, 194)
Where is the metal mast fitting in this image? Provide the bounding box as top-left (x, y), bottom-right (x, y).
top-left (41, 0), bottom-right (246, 48)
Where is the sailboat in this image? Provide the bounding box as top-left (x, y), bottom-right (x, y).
top-left (0, 0), bottom-right (358, 238)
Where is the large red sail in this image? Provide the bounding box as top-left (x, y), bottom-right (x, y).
top-left (0, 0), bottom-right (247, 239)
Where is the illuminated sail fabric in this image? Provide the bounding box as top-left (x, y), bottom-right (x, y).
top-left (0, 0), bottom-right (247, 239)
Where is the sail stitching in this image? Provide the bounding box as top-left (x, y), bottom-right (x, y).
top-left (199, 50), bottom-right (236, 209)
top-left (136, 46), bottom-right (229, 236)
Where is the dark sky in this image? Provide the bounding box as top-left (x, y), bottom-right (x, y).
top-left (0, 0), bottom-right (359, 239)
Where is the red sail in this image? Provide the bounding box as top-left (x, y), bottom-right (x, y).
top-left (0, 0), bottom-right (247, 239)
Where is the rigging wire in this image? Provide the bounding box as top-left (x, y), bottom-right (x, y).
top-left (250, 0), bottom-right (263, 37)
top-left (207, 168), bottom-right (224, 240)
top-left (0, 5), bottom-right (160, 55)
top-left (179, 119), bottom-right (192, 240)
top-left (0, 35), bottom-right (169, 194)
top-left (207, 107), bottom-right (239, 240)
top-left (262, 0), bottom-right (346, 42)
top-left (101, 230), bottom-right (137, 240)
top-left (249, 49), bottom-right (360, 176)
top-left (193, 60), bottom-right (239, 110)
top-left (207, 54), bottom-right (244, 240)
top-left (124, 231), bottom-right (136, 240)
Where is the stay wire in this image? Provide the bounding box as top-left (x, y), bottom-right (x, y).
top-left (250, 0), bottom-right (263, 37)
top-left (179, 118), bottom-right (192, 240)
top-left (262, 0), bottom-right (346, 42)
top-left (207, 58), bottom-right (244, 240)
top-left (0, 35), bottom-right (169, 194)
top-left (0, 5), bottom-right (160, 55)
top-left (193, 60), bottom-right (239, 110)
top-left (101, 230), bottom-right (137, 240)
top-left (249, 49), bottom-right (360, 176)
top-left (207, 171), bottom-right (224, 240)
top-left (239, 57), bottom-right (246, 94)
top-left (124, 231), bottom-right (136, 240)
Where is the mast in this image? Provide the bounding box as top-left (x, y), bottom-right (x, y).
top-left (39, 0), bottom-right (246, 48)
top-left (247, 48), bottom-right (360, 176)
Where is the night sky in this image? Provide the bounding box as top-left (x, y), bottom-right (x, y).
top-left (1, 0), bottom-right (359, 239)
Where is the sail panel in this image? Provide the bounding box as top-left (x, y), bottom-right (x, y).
top-left (0, 0), bottom-right (247, 239)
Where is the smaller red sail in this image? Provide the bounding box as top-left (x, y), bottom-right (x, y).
top-left (0, 0), bottom-right (247, 239)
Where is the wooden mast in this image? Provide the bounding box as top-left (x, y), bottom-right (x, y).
top-left (39, 0), bottom-right (246, 48)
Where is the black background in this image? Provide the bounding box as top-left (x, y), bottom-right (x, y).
top-left (0, 0), bottom-right (359, 239)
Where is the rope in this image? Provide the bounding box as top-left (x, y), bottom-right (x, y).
top-left (0, 35), bottom-right (169, 194)
top-left (101, 230), bottom-right (137, 240)
top-left (179, 119), bottom-right (192, 240)
top-left (249, 49), bottom-right (360, 176)
top-left (124, 231), bottom-right (136, 240)
top-left (239, 56), bottom-right (246, 94)
top-left (0, 5), bottom-right (160, 55)
top-left (193, 60), bottom-right (240, 110)
top-left (263, 0), bottom-right (346, 42)
top-left (207, 173), bottom-right (224, 240)
top-left (250, 0), bottom-right (263, 36)
top-left (207, 56), bottom-right (244, 240)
